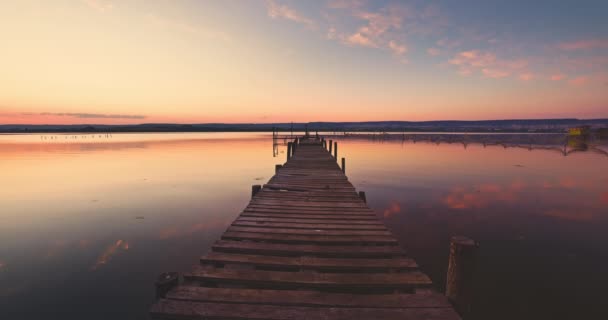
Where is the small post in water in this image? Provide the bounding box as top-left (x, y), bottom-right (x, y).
top-left (446, 236), bottom-right (478, 317)
top-left (341, 157), bottom-right (346, 174)
top-left (359, 191), bottom-right (366, 203)
top-left (155, 272), bottom-right (179, 299)
top-left (251, 185), bottom-right (262, 198)
top-left (334, 142), bottom-right (338, 159)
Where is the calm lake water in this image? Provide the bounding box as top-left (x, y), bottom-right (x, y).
top-left (1, 132), bottom-right (607, 319)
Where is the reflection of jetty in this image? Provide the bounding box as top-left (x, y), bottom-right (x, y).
top-left (324, 133), bottom-right (608, 157)
top-left (150, 137), bottom-right (462, 320)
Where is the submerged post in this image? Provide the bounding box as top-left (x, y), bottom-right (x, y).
top-left (334, 142), bottom-right (338, 159)
top-left (155, 272), bottom-right (179, 299)
top-left (341, 157), bottom-right (346, 174)
top-left (251, 185), bottom-right (262, 198)
top-left (287, 142), bottom-right (292, 161)
top-left (359, 191), bottom-right (366, 203)
top-left (446, 236), bottom-right (478, 317)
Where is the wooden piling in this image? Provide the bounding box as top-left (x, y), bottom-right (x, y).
top-left (341, 157), bottom-right (346, 174)
top-left (155, 272), bottom-right (179, 299)
top-left (329, 139), bottom-right (333, 153)
top-left (287, 142), bottom-right (292, 160)
top-left (334, 142), bottom-right (338, 159)
top-left (446, 236), bottom-right (478, 317)
top-left (359, 191), bottom-right (366, 203)
top-left (251, 185), bottom-right (262, 198)
top-left (275, 164), bottom-right (282, 173)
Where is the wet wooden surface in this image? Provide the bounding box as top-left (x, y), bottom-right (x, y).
top-left (150, 137), bottom-right (460, 320)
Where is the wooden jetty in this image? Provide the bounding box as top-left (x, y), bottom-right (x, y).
top-left (150, 137), bottom-right (461, 320)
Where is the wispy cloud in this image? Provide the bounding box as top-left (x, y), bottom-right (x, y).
top-left (38, 112), bottom-right (146, 119)
top-left (569, 76), bottom-right (590, 86)
top-left (558, 39), bottom-right (608, 51)
top-left (266, 0), bottom-right (315, 29)
top-left (449, 50), bottom-right (528, 79)
top-left (427, 47), bottom-right (440, 56)
top-left (82, 0), bottom-right (114, 13)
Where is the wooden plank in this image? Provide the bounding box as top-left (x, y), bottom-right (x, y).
top-left (222, 231), bottom-right (398, 244)
top-left (150, 300), bottom-right (460, 320)
top-left (226, 226), bottom-right (392, 236)
top-left (165, 287), bottom-right (452, 308)
top-left (232, 221), bottom-right (387, 230)
top-left (235, 217), bottom-right (384, 225)
top-left (240, 213), bottom-right (379, 220)
top-left (212, 240), bottom-right (405, 258)
top-left (200, 252), bottom-right (417, 271)
top-left (185, 267), bottom-right (433, 290)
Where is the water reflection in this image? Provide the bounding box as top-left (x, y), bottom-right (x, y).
top-left (0, 133), bottom-right (607, 319)
top-left (337, 137), bottom-right (608, 320)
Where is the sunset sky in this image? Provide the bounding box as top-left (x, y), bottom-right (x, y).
top-left (1, 0), bottom-right (607, 124)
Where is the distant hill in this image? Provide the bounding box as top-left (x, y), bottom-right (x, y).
top-left (1, 119), bottom-right (607, 133)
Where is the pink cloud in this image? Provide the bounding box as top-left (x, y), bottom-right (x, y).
top-left (327, 0), bottom-right (365, 9)
top-left (448, 50), bottom-right (530, 79)
top-left (266, 0), bottom-right (315, 28)
top-left (569, 76), bottom-right (590, 86)
top-left (550, 74), bottom-right (566, 81)
top-left (346, 32), bottom-right (376, 47)
top-left (388, 40), bottom-right (407, 55)
top-left (482, 68), bottom-right (510, 78)
top-left (519, 72), bottom-right (535, 81)
top-left (558, 39), bottom-right (608, 51)
top-left (427, 47), bottom-right (440, 56)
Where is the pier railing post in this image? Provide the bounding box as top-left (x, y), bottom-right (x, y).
top-left (341, 157), bottom-right (346, 174)
top-left (287, 142), bottom-right (292, 161)
top-left (334, 142), bottom-right (338, 159)
top-left (446, 236), bottom-right (478, 317)
top-left (329, 140), bottom-right (333, 153)
top-left (251, 185), bottom-right (262, 198)
top-left (275, 164), bottom-right (282, 173)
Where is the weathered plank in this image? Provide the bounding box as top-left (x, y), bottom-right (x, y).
top-left (185, 266), bottom-right (433, 290)
top-left (151, 300), bottom-right (461, 320)
top-left (211, 240), bottom-right (406, 258)
top-left (222, 231), bottom-right (398, 244)
top-left (200, 252), bottom-right (417, 271)
top-left (166, 287), bottom-right (452, 308)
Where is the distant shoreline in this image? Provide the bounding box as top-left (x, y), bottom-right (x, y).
top-left (1, 118), bottom-right (607, 134)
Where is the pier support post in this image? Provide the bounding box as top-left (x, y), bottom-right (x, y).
top-left (359, 191), bottom-right (366, 203)
top-left (155, 272), bottom-right (179, 299)
top-left (275, 164), bottom-right (282, 173)
top-left (292, 139), bottom-right (297, 155)
top-left (334, 142), bottom-right (338, 159)
top-left (341, 157), bottom-right (346, 174)
top-left (252, 185), bottom-right (262, 198)
top-left (329, 140), bottom-right (333, 153)
top-left (446, 236), bottom-right (478, 317)
top-left (287, 142), bottom-right (292, 161)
